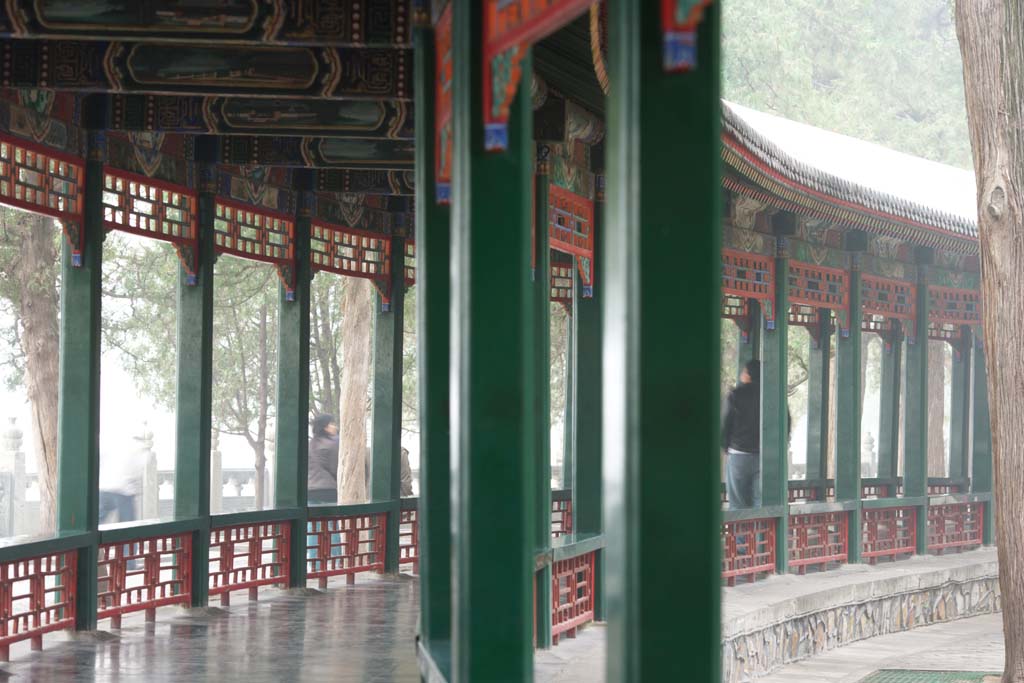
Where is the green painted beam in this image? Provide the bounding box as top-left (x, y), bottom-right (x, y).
top-left (174, 141), bottom-right (217, 606)
top-left (834, 264), bottom-right (862, 563)
top-left (56, 130), bottom-right (104, 631)
top-left (971, 338), bottom-right (994, 545)
top-left (451, 4), bottom-right (536, 679)
top-left (948, 333), bottom-right (971, 484)
top-left (370, 235), bottom-right (406, 574)
top-left (762, 246), bottom-right (789, 574)
top-left (413, 24), bottom-right (452, 663)
top-left (877, 333), bottom-right (903, 483)
top-left (903, 276), bottom-right (930, 554)
top-left (533, 152), bottom-right (553, 650)
top-left (561, 315), bottom-right (575, 491)
top-left (805, 310), bottom-right (831, 484)
top-left (604, 4), bottom-right (721, 681)
top-left (274, 170), bottom-right (312, 587)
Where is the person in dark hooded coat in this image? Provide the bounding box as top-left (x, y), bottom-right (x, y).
top-left (308, 414), bottom-right (339, 505)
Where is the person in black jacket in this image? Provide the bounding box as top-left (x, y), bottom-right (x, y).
top-left (308, 414), bottom-right (340, 505)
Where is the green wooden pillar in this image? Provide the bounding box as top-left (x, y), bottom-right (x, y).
top-left (761, 239), bottom-right (789, 574)
top-left (174, 136), bottom-right (217, 606)
top-left (604, 4), bottom-right (720, 681)
top-left (834, 262), bottom-right (862, 563)
top-left (275, 169), bottom-right (312, 587)
top-left (450, 4), bottom-right (536, 679)
top-left (573, 183), bottom-right (603, 620)
top-left (903, 270), bottom-right (930, 554)
top-left (877, 333), bottom-right (903, 483)
top-left (533, 150), bottom-right (553, 649)
top-left (971, 338), bottom-right (994, 545)
top-left (413, 20), bottom-right (453, 662)
top-left (370, 235), bottom-right (406, 574)
top-left (948, 333), bottom-right (971, 485)
top-left (56, 129), bottom-right (104, 631)
top-left (805, 311), bottom-right (831, 484)
top-left (561, 315), bottom-right (574, 491)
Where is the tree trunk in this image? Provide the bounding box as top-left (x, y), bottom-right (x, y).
top-left (927, 344), bottom-right (946, 477)
top-left (956, 4), bottom-right (1024, 680)
top-left (12, 214), bottom-right (59, 534)
top-left (254, 298), bottom-right (269, 509)
top-left (827, 337), bottom-right (837, 479)
top-left (338, 278), bottom-right (373, 504)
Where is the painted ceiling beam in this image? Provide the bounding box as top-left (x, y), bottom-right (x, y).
top-left (100, 94), bottom-right (414, 138)
top-left (0, 0), bottom-right (411, 47)
top-left (219, 136), bottom-right (414, 170)
top-left (0, 40), bottom-right (412, 100)
top-left (317, 169), bottom-right (414, 196)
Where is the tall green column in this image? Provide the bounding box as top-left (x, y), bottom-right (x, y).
top-left (56, 129), bottom-right (104, 631)
top-left (762, 236), bottom-right (789, 574)
top-left (877, 333), bottom-right (903, 483)
top-left (604, 5), bottom-right (720, 681)
top-left (805, 310), bottom-right (831, 485)
top-left (561, 315), bottom-right (574, 491)
top-left (533, 150), bottom-right (553, 649)
top-left (834, 260), bottom-right (862, 563)
top-left (971, 338), bottom-right (994, 545)
top-left (947, 333), bottom-right (971, 485)
top-left (370, 235), bottom-right (406, 574)
top-left (174, 136), bottom-right (217, 606)
top-left (413, 20), bottom-right (453, 666)
top-left (275, 169), bottom-right (312, 586)
top-left (903, 268), bottom-right (930, 554)
top-left (573, 183), bottom-right (603, 620)
top-left (450, 4), bottom-right (536, 679)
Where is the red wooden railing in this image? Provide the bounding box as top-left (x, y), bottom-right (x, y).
top-left (209, 522), bottom-right (290, 605)
top-left (399, 509), bottom-right (419, 573)
top-left (787, 511), bottom-right (848, 573)
top-left (928, 502), bottom-right (984, 553)
top-left (0, 550), bottom-right (77, 661)
top-left (98, 534), bottom-right (191, 628)
top-left (862, 507), bottom-right (917, 563)
top-left (306, 513), bottom-right (387, 588)
top-left (551, 551), bottom-right (595, 645)
top-left (551, 498), bottom-right (573, 539)
top-left (722, 518), bottom-right (776, 586)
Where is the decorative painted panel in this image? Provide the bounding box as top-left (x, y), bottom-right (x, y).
top-left (482, 0), bottom-right (592, 151)
top-left (404, 239), bottom-right (416, 286)
top-left (219, 136), bottom-right (415, 169)
top-left (721, 248), bottom-right (775, 332)
top-left (550, 251), bottom-right (574, 303)
top-left (788, 261), bottom-right (850, 335)
top-left (310, 220), bottom-right (390, 281)
top-left (435, 3), bottom-right (452, 204)
top-left (928, 286), bottom-right (981, 343)
top-left (319, 169), bottom-right (415, 196)
top-left (861, 274), bottom-right (916, 343)
top-left (660, 0), bottom-right (715, 72)
top-left (548, 184), bottom-right (594, 296)
top-left (103, 169), bottom-right (198, 283)
top-left (213, 199), bottom-right (295, 298)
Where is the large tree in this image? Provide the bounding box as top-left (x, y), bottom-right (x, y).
top-left (955, 2), bottom-right (1024, 680)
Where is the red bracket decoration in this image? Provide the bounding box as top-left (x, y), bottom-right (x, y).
top-left (661, 0), bottom-right (715, 72)
top-left (861, 274), bottom-right (916, 347)
top-left (928, 285), bottom-right (981, 346)
top-left (102, 169), bottom-right (199, 284)
top-left (0, 135), bottom-right (85, 265)
top-left (548, 184), bottom-right (595, 296)
top-left (435, 4), bottom-right (453, 204)
top-left (788, 261), bottom-right (850, 337)
top-left (721, 248), bottom-right (775, 338)
top-left (213, 200), bottom-right (296, 300)
top-left (483, 0), bottom-right (594, 151)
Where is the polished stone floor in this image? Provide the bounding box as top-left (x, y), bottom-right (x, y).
top-left (1, 575), bottom-right (422, 682)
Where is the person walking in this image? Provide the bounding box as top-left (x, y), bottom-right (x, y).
top-left (308, 414), bottom-right (340, 505)
top-left (721, 359), bottom-right (763, 509)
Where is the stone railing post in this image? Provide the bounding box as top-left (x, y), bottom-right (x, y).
top-left (210, 432), bottom-right (223, 514)
top-left (141, 422), bottom-right (159, 520)
top-left (0, 417), bottom-right (26, 536)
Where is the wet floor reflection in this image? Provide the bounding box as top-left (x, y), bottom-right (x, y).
top-left (0, 576), bottom-right (420, 682)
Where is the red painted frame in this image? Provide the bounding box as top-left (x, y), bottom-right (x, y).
top-left (787, 511), bottom-right (848, 573)
top-left (788, 261), bottom-right (851, 334)
top-left (551, 551), bottom-right (595, 645)
top-left (861, 274), bottom-right (916, 341)
top-left (399, 509), bottom-right (419, 574)
top-left (0, 550), bottom-right (77, 661)
top-left (305, 513), bottom-right (387, 588)
top-left (97, 533), bottom-right (192, 628)
top-left (862, 507), bottom-right (917, 563)
top-left (721, 517), bottom-right (776, 586)
top-left (208, 522), bottom-right (291, 605)
top-left (434, 3), bottom-right (453, 204)
top-left (404, 239), bottom-right (416, 287)
top-left (548, 184), bottom-right (595, 294)
top-left (721, 248), bottom-right (775, 328)
top-left (660, 0), bottom-right (716, 72)
top-left (927, 286), bottom-right (981, 343)
top-left (310, 219), bottom-right (391, 281)
top-left (927, 502), bottom-right (984, 553)
top-left (551, 498), bottom-right (573, 539)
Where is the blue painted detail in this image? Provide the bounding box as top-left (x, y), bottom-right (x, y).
top-left (766, 319), bottom-right (776, 331)
top-left (436, 182), bottom-right (451, 204)
top-left (185, 273), bottom-right (198, 286)
top-left (285, 290), bottom-right (296, 302)
top-left (582, 285), bottom-right (594, 298)
top-left (381, 302), bottom-right (391, 313)
top-left (840, 327), bottom-right (850, 338)
top-left (662, 30), bottom-right (698, 72)
top-left (484, 123), bottom-right (509, 152)
top-left (71, 253), bottom-right (82, 267)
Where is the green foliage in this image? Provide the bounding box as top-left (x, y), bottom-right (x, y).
top-left (723, 0), bottom-right (970, 168)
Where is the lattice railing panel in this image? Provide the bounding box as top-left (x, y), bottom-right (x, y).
top-left (862, 507), bottom-right (917, 562)
top-left (928, 286), bottom-right (980, 342)
top-left (722, 517), bottom-right (776, 585)
top-left (788, 262), bottom-right (850, 333)
top-left (310, 220), bottom-right (390, 281)
top-left (404, 240), bottom-right (416, 286)
top-left (214, 201), bottom-right (294, 264)
top-left (0, 550), bottom-right (76, 661)
top-left (306, 513), bottom-right (386, 588)
top-left (103, 171), bottom-right (196, 244)
top-left (551, 250), bottom-right (574, 303)
top-left (551, 551), bottom-right (595, 645)
top-left (0, 138), bottom-right (83, 221)
top-left (98, 533), bottom-right (191, 627)
top-left (928, 503), bottom-right (984, 553)
top-left (788, 511), bottom-right (848, 572)
top-left (721, 248), bottom-right (775, 328)
top-left (787, 484), bottom-right (821, 503)
top-left (549, 185), bottom-right (595, 295)
top-left (861, 275), bottom-right (916, 339)
top-left (209, 522), bottom-right (290, 605)
top-left (551, 498), bottom-right (573, 539)
top-left (399, 509), bottom-right (419, 573)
